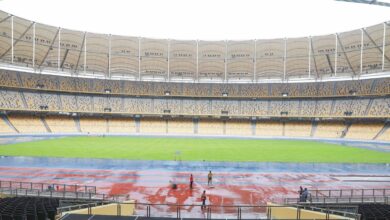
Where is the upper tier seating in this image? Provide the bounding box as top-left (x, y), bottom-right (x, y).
top-left (0, 70), bottom-right (389, 98)
top-left (1, 88), bottom-right (389, 118)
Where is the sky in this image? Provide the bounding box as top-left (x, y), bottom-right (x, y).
top-left (0, 0), bottom-right (389, 40)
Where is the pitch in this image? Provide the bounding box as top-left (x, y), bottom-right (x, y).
top-left (0, 136), bottom-right (389, 163)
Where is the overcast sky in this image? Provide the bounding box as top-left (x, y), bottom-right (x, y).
top-left (0, 0), bottom-right (389, 40)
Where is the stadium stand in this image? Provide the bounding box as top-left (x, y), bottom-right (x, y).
top-left (0, 10), bottom-right (388, 142)
top-left (0, 197), bottom-right (59, 220)
top-left (139, 118), bottom-right (167, 133)
top-left (44, 116), bottom-right (78, 133)
top-left (369, 97), bottom-right (390, 116)
top-left (1, 69), bottom-right (390, 98)
top-left (314, 121), bottom-right (346, 138)
top-left (198, 119), bottom-right (224, 135)
top-left (345, 122), bottom-right (385, 140)
top-left (255, 121), bottom-right (284, 137)
top-left (61, 94), bottom-right (79, 112)
top-left (79, 118), bottom-right (107, 133)
top-left (0, 117), bottom-right (15, 133)
top-left (225, 119), bottom-right (252, 136)
top-left (378, 127), bottom-right (390, 141)
top-left (167, 118), bottom-right (194, 134)
top-left (284, 122), bottom-right (312, 137)
top-left (7, 115), bottom-right (47, 133)
top-left (358, 204), bottom-right (390, 220)
top-left (108, 118), bottom-right (136, 133)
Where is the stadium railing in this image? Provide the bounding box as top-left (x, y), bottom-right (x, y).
top-left (311, 188), bottom-right (390, 198)
top-left (0, 187), bottom-right (128, 202)
top-left (0, 180), bottom-right (96, 194)
top-left (57, 202), bottom-right (361, 220)
top-left (284, 196), bottom-right (390, 205)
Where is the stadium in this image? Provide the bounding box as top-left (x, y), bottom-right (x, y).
top-left (0, 0), bottom-right (389, 219)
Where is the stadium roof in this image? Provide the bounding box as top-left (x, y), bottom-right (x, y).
top-left (0, 0), bottom-right (389, 83)
top-left (0, 0), bottom-right (389, 40)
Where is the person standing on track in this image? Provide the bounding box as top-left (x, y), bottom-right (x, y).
top-left (201, 190), bottom-right (207, 210)
top-left (190, 174), bottom-right (194, 189)
top-left (207, 171), bottom-right (213, 186)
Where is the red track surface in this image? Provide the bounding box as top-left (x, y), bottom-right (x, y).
top-left (1, 166), bottom-right (389, 205)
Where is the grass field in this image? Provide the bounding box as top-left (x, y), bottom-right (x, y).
top-left (0, 136), bottom-right (389, 163)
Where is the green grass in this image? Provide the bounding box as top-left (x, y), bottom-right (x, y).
top-left (0, 136), bottom-right (389, 163)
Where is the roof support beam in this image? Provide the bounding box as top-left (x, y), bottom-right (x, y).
top-left (74, 32), bottom-right (86, 74)
top-left (108, 34), bottom-right (111, 78)
top-left (335, 33), bottom-right (356, 75)
top-left (310, 37), bottom-right (319, 78)
top-left (58, 28), bottom-right (61, 72)
top-left (0, 20), bottom-right (33, 60)
top-left (308, 37), bottom-right (311, 78)
top-left (360, 28), bottom-right (364, 75)
top-left (253, 40), bottom-right (257, 82)
top-left (32, 22), bottom-right (35, 68)
top-left (11, 15), bottom-right (13, 63)
top-left (335, 0), bottom-right (390, 7)
top-left (283, 38), bottom-right (287, 81)
top-left (0, 15), bottom-right (12, 24)
top-left (138, 37), bottom-right (141, 81)
top-left (383, 22), bottom-right (387, 70)
top-left (335, 34), bottom-right (338, 76)
top-left (224, 40), bottom-right (228, 82)
top-left (38, 28), bottom-right (60, 68)
top-left (196, 40), bottom-right (199, 82)
top-left (325, 54), bottom-right (334, 74)
top-left (84, 33), bottom-right (87, 73)
top-left (60, 49), bottom-right (69, 69)
top-left (362, 27), bottom-right (390, 64)
top-left (167, 39), bottom-right (170, 82)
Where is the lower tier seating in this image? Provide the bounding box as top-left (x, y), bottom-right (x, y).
top-left (0, 197), bottom-right (59, 220)
top-left (1, 115), bottom-right (388, 141)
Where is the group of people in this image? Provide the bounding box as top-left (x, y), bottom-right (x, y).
top-left (189, 171), bottom-right (213, 189)
top-left (176, 174), bottom-right (312, 209)
top-left (187, 171), bottom-right (213, 209)
top-left (298, 186), bottom-right (310, 202)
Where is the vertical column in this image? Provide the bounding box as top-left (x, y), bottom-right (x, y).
top-left (253, 40), bottom-right (257, 82)
top-left (11, 15), bottom-right (14, 63)
top-left (32, 22), bottom-right (35, 68)
top-left (224, 40), bottom-right (228, 82)
top-left (138, 37), bottom-right (141, 81)
top-left (196, 40), bottom-right (199, 82)
top-left (382, 22), bottom-right (386, 71)
top-left (108, 34), bottom-right (111, 78)
top-left (283, 38), bottom-right (287, 81)
top-left (167, 39), bottom-right (170, 82)
top-left (360, 28), bottom-right (364, 74)
top-left (84, 33), bottom-right (87, 74)
top-left (58, 27), bottom-right (61, 72)
top-left (334, 34), bottom-right (338, 76)
top-left (308, 37), bottom-right (311, 78)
